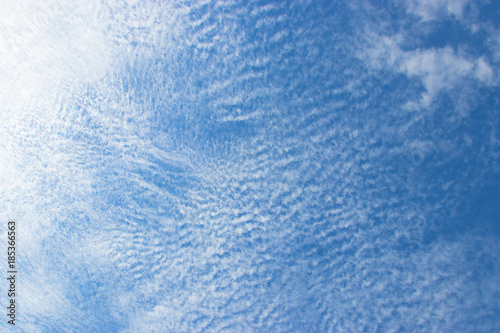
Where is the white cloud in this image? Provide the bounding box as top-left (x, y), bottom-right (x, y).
top-left (401, 47), bottom-right (474, 105)
top-left (361, 33), bottom-right (496, 107)
top-left (475, 56), bottom-right (495, 83)
top-left (404, 0), bottom-right (471, 20)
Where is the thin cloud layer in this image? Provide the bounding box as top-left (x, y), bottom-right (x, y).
top-left (0, 0), bottom-right (499, 332)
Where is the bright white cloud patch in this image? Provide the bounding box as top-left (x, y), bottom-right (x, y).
top-left (361, 33), bottom-right (496, 107)
top-left (405, 0), bottom-right (471, 20)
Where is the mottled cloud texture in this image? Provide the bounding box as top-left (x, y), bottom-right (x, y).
top-left (1, 0), bottom-right (499, 332)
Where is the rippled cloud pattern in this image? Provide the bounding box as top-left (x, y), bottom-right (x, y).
top-left (1, 0), bottom-right (499, 332)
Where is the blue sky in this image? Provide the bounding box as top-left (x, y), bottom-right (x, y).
top-left (0, 0), bottom-right (499, 332)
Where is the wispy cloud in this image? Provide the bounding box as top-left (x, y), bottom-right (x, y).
top-left (360, 33), bottom-right (496, 107)
top-left (404, 0), bottom-right (471, 20)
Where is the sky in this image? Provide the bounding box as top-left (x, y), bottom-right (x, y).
top-left (0, 0), bottom-right (499, 332)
